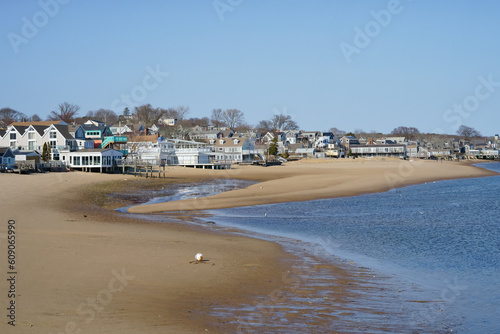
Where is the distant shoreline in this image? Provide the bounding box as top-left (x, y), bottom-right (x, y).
top-left (128, 158), bottom-right (499, 214)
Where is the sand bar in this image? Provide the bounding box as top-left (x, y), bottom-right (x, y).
top-left (129, 159), bottom-right (498, 213)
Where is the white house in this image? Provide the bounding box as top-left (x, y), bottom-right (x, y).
top-left (62, 149), bottom-right (123, 172)
top-left (350, 144), bottom-right (406, 158)
top-left (133, 139), bottom-right (214, 166)
top-left (0, 124), bottom-right (77, 160)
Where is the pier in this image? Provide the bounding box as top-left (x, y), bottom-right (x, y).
top-left (115, 159), bottom-right (231, 178)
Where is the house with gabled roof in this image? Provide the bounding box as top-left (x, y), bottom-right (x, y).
top-left (263, 131), bottom-right (286, 144)
top-left (213, 137), bottom-right (255, 163)
top-left (339, 136), bottom-right (359, 151)
top-left (8, 120), bottom-right (67, 127)
top-left (284, 130), bottom-right (301, 145)
top-left (0, 123), bottom-right (78, 161)
top-left (110, 124), bottom-right (134, 136)
top-left (0, 147), bottom-right (15, 169)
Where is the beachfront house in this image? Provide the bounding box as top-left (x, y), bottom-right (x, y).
top-left (294, 148), bottom-right (316, 158)
top-left (0, 147), bottom-right (15, 169)
top-left (339, 136), bottom-right (360, 151)
top-left (213, 137), bottom-right (255, 163)
top-left (0, 123), bottom-right (77, 160)
top-left (350, 141), bottom-right (407, 158)
top-left (325, 143), bottom-right (344, 158)
top-left (62, 148), bottom-right (123, 173)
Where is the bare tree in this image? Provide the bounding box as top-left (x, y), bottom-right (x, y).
top-left (456, 125), bottom-right (481, 140)
top-left (93, 109), bottom-right (118, 125)
top-left (0, 107), bottom-right (27, 124)
top-left (391, 126), bottom-right (420, 140)
top-left (329, 127), bottom-right (346, 136)
top-left (222, 109), bottom-right (245, 129)
top-left (47, 102), bottom-right (80, 123)
top-left (160, 106), bottom-right (190, 122)
top-left (270, 114), bottom-right (299, 131)
top-left (255, 119), bottom-right (273, 133)
top-left (85, 110), bottom-right (96, 119)
top-left (184, 117), bottom-right (210, 128)
top-left (134, 104), bottom-right (161, 128)
top-left (175, 105), bottom-right (189, 121)
top-left (210, 108), bottom-right (225, 129)
top-left (30, 114), bottom-right (42, 122)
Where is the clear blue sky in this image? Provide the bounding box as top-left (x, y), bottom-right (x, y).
top-left (1, 0), bottom-right (499, 135)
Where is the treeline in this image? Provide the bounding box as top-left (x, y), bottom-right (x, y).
top-left (0, 103), bottom-right (300, 133)
top-left (0, 103), bottom-right (486, 140)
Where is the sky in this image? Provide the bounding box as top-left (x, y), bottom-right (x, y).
top-left (1, 0), bottom-right (500, 136)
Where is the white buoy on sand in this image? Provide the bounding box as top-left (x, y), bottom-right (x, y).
top-left (195, 253), bottom-right (203, 262)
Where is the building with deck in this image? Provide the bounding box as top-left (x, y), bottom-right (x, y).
top-left (61, 149), bottom-right (123, 172)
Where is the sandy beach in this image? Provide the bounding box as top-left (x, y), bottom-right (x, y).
top-left (0, 159), bottom-right (497, 333)
top-left (129, 159), bottom-right (497, 213)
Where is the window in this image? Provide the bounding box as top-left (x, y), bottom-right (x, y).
top-left (10, 133), bottom-right (16, 140)
top-left (74, 157), bottom-right (80, 165)
top-left (95, 156), bottom-right (100, 165)
top-left (50, 141), bottom-right (57, 149)
top-left (28, 141), bottom-right (35, 150)
top-left (28, 132), bottom-right (35, 139)
top-left (50, 131), bottom-right (57, 139)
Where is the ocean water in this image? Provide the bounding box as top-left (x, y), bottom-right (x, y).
top-left (204, 163), bottom-right (500, 333)
top-left (121, 163), bottom-right (500, 332)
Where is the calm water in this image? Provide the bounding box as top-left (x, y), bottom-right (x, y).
top-left (204, 163), bottom-right (500, 333)
top-left (122, 163), bottom-right (500, 333)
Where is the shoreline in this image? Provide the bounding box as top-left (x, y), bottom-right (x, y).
top-left (128, 159), bottom-right (499, 213)
top-left (1, 159), bottom-right (498, 333)
top-left (0, 172), bottom-right (294, 333)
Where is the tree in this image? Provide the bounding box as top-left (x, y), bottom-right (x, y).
top-left (183, 117), bottom-right (210, 128)
top-left (268, 137), bottom-right (278, 156)
top-left (255, 120), bottom-right (273, 133)
top-left (47, 102), bottom-right (80, 123)
top-left (0, 107), bottom-right (27, 124)
top-left (391, 126), bottom-right (420, 140)
top-left (270, 114), bottom-right (299, 131)
top-left (456, 125), bottom-right (481, 140)
top-left (210, 108), bottom-right (225, 129)
top-left (329, 127), bottom-right (346, 136)
top-left (175, 105), bottom-right (189, 121)
top-left (42, 142), bottom-right (51, 162)
top-left (87, 108), bottom-right (118, 125)
top-left (30, 114), bottom-right (41, 122)
top-left (222, 109), bottom-right (245, 129)
top-left (123, 107), bottom-right (130, 117)
top-left (134, 104), bottom-right (161, 128)
top-left (159, 106), bottom-right (190, 124)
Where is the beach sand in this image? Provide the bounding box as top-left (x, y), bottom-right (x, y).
top-left (129, 159), bottom-right (497, 213)
top-left (0, 159), bottom-right (496, 333)
top-left (0, 172), bottom-right (292, 333)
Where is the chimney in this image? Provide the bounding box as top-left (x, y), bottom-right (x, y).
top-left (368, 138), bottom-right (374, 145)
